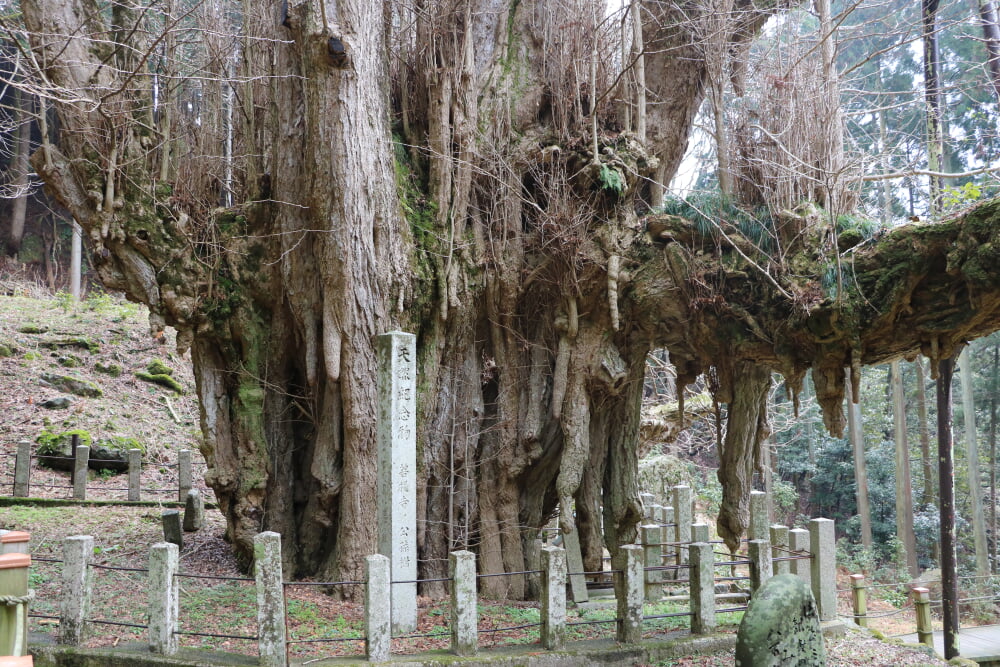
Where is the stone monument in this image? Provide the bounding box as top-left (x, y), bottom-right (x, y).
top-left (735, 573), bottom-right (827, 666)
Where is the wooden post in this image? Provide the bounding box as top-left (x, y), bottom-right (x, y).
top-left (913, 586), bottom-right (934, 648)
top-left (0, 553), bottom-right (31, 656)
top-left (850, 573), bottom-right (868, 628)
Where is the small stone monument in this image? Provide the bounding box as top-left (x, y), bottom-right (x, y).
top-left (183, 488), bottom-right (204, 532)
top-left (162, 510), bottom-right (183, 548)
top-left (735, 574), bottom-right (827, 667)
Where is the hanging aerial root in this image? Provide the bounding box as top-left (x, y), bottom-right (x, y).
top-left (556, 372), bottom-right (590, 535)
top-left (322, 304), bottom-right (341, 382)
top-left (607, 254), bottom-right (621, 331)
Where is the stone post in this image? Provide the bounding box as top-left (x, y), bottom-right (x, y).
top-left (850, 573), bottom-right (868, 628)
top-left (376, 331), bottom-right (417, 634)
top-left (540, 546), bottom-right (566, 650)
top-left (562, 527), bottom-right (588, 603)
top-left (662, 506), bottom-right (675, 580)
top-left (789, 528), bottom-right (810, 584)
top-left (449, 551), bottom-right (477, 656)
top-left (689, 538), bottom-right (715, 635)
top-left (640, 493), bottom-right (655, 521)
top-left (640, 524), bottom-right (663, 602)
top-left (692, 523), bottom-right (710, 543)
top-left (770, 525), bottom-right (790, 575)
top-left (60, 535), bottom-right (93, 645)
top-left (148, 542), bottom-right (178, 655)
top-left (127, 449), bottom-right (141, 501)
top-left (72, 446), bottom-right (89, 500)
top-left (525, 536), bottom-right (542, 599)
top-left (161, 510), bottom-right (183, 548)
top-left (183, 489), bottom-right (205, 532)
top-left (748, 539), bottom-right (773, 592)
top-left (809, 518), bottom-right (836, 621)
top-left (913, 587), bottom-right (933, 648)
top-left (254, 532), bottom-right (287, 667)
top-left (177, 449), bottom-right (192, 503)
top-left (0, 553), bottom-right (30, 656)
top-left (365, 554), bottom-right (391, 662)
top-left (749, 490), bottom-right (768, 541)
top-left (672, 486), bottom-right (692, 570)
top-left (13, 441), bottom-right (30, 498)
top-left (617, 544), bottom-right (643, 644)
top-left (0, 532), bottom-right (30, 555)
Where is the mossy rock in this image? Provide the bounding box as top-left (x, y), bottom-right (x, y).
top-left (17, 324), bottom-right (49, 334)
top-left (39, 373), bottom-right (102, 398)
top-left (38, 336), bottom-right (100, 353)
top-left (57, 354), bottom-right (83, 368)
top-left (35, 430), bottom-right (143, 473)
top-left (135, 371), bottom-right (184, 393)
top-left (94, 362), bottom-right (123, 377)
top-left (0, 342), bottom-right (14, 357)
top-left (146, 359), bottom-right (175, 376)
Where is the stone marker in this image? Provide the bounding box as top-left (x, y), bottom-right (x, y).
top-left (449, 550), bottom-right (477, 656)
top-left (128, 449), bottom-right (141, 502)
top-left (161, 510), bottom-right (183, 548)
top-left (540, 546), bottom-right (567, 650)
top-left (254, 532), bottom-right (287, 667)
top-left (148, 542), bottom-right (178, 655)
top-left (750, 490), bottom-right (768, 541)
top-left (365, 554), bottom-right (391, 662)
top-left (735, 574), bottom-right (827, 667)
top-left (13, 442), bottom-right (30, 498)
top-left (72, 445), bottom-right (89, 500)
top-left (183, 488), bottom-right (204, 532)
top-left (61, 535), bottom-right (93, 645)
top-left (376, 331), bottom-right (417, 633)
top-left (177, 449), bottom-right (192, 503)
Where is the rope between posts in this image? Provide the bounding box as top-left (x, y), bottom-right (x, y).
top-left (0, 591), bottom-right (33, 605)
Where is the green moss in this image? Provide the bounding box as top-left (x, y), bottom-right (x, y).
top-left (94, 362), bottom-right (123, 377)
top-left (36, 428), bottom-right (93, 455)
top-left (57, 354), bottom-right (83, 368)
top-left (146, 359), bottom-right (175, 376)
top-left (17, 324), bottom-right (48, 334)
top-left (0, 343), bottom-right (13, 357)
top-left (102, 435), bottom-right (146, 455)
top-left (154, 182), bottom-right (173, 198)
top-left (135, 371), bottom-right (185, 393)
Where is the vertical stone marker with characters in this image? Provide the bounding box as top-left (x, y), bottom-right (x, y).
top-left (376, 331), bottom-right (417, 634)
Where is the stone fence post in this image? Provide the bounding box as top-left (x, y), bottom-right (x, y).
top-left (255, 532), bottom-right (287, 667)
top-left (673, 486), bottom-right (692, 571)
top-left (60, 535), bottom-right (92, 645)
top-left (809, 518), bottom-right (836, 621)
top-left (617, 545), bottom-right (643, 644)
top-left (128, 449), bottom-right (141, 502)
top-left (177, 449), bottom-right (192, 503)
top-left (748, 539), bottom-right (773, 592)
top-left (365, 554), bottom-right (391, 662)
top-left (749, 491), bottom-right (768, 541)
top-left (72, 446), bottom-right (89, 501)
top-left (148, 542), bottom-right (178, 654)
top-left (689, 532), bottom-right (715, 635)
top-left (789, 528), bottom-right (810, 584)
top-left (641, 524), bottom-right (662, 602)
top-left (13, 441), bottom-right (30, 498)
top-left (770, 525), bottom-right (790, 575)
top-left (540, 546), bottom-right (566, 650)
top-left (450, 550), bottom-right (477, 656)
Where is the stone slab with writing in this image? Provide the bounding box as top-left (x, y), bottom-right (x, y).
top-left (735, 573), bottom-right (827, 667)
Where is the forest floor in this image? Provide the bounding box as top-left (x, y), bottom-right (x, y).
top-left (0, 272), bottom-right (959, 665)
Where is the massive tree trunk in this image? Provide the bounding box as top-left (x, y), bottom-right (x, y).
top-left (21, 0), bottom-right (1000, 590)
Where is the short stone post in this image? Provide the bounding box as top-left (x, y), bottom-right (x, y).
top-left (749, 490), bottom-right (768, 541)
top-left (0, 553), bottom-right (31, 656)
top-left (127, 449), bottom-right (141, 501)
top-left (689, 536), bottom-right (715, 635)
top-left (809, 518), bottom-right (836, 621)
top-left (770, 525), bottom-right (790, 575)
top-left (789, 528), bottom-right (810, 584)
top-left (60, 535), bottom-right (93, 645)
top-left (254, 532), bottom-right (287, 667)
top-left (13, 441), bottom-right (30, 498)
top-left (748, 539), bottom-right (773, 592)
top-left (177, 449), bottom-right (192, 503)
top-left (913, 587), bottom-right (933, 648)
top-left (449, 551), bottom-right (477, 657)
top-left (148, 542), bottom-right (178, 654)
top-left (376, 331), bottom-right (417, 634)
top-left (640, 493), bottom-right (656, 522)
top-left (72, 446), bottom-right (89, 500)
top-left (673, 486), bottom-right (692, 571)
top-left (692, 523), bottom-right (710, 543)
top-left (540, 546), bottom-right (566, 650)
top-left (365, 554), bottom-right (391, 662)
top-left (161, 510), bottom-right (183, 548)
top-left (183, 489), bottom-right (204, 532)
top-left (641, 524), bottom-right (662, 602)
top-left (563, 527), bottom-right (589, 603)
top-left (662, 506), bottom-right (675, 580)
top-left (616, 544), bottom-right (643, 644)
top-left (0, 532), bottom-right (30, 555)
top-left (850, 574), bottom-right (868, 628)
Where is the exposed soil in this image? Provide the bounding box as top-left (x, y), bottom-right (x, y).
top-left (0, 276), bottom-right (952, 665)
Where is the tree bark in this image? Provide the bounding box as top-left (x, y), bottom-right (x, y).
top-left (6, 88), bottom-right (32, 257)
top-left (978, 0), bottom-right (1000, 101)
top-left (960, 348), bottom-right (990, 577)
top-left (846, 369), bottom-right (873, 552)
top-left (938, 355), bottom-right (960, 660)
top-left (916, 356), bottom-right (936, 507)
